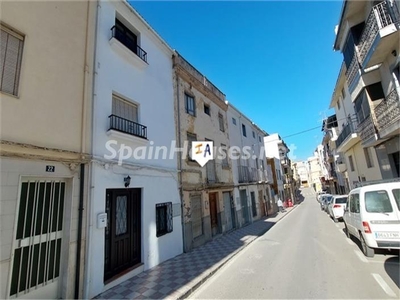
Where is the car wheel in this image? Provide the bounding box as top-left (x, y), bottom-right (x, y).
top-left (333, 216), bottom-right (338, 223)
top-left (360, 233), bottom-right (374, 258)
top-left (344, 223), bottom-right (350, 238)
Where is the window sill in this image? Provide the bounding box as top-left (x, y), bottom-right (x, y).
top-left (109, 37), bottom-right (148, 70)
top-left (107, 129), bottom-right (149, 147)
top-left (1, 90), bottom-right (20, 99)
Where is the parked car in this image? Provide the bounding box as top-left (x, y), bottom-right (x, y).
top-left (327, 195), bottom-right (348, 222)
top-left (343, 182), bottom-right (400, 257)
top-left (320, 194), bottom-right (332, 211)
top-left (316, 190), bottom-right (327, 202)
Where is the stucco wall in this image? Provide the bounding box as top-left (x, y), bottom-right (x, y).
top-left (1, 1), bottom-right (92, 152)
top-left (0, 158), bottom-right (85, 299)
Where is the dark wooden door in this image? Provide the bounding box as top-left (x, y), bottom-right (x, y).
top-left (209, 193), bottom-right (218, 235)
top-left (104, 188), bottom-right (141, 282)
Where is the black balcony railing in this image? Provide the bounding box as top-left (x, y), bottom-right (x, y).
top-left (109, 115), bottom-right (147, 139)
top-left (335, 121), bottom-right (357, 149)
top-left (111, 26), bottom-right (147, 63)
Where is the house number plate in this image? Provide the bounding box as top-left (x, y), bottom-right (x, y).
top-left (46, 165), bottom-right (55, 172)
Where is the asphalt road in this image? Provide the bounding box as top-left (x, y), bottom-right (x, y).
top-left (189, 187), bottom-right (400, 299)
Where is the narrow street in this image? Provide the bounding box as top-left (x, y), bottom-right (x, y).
top-left (190, 187), bottom-right (400, 299)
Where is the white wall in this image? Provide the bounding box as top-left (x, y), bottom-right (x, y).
top-left (88, 164), bottom-right (182, 298)
top-left (93, 0), bottom-right (176, 169)
top-left (88, 1), bottom-right (182, 298)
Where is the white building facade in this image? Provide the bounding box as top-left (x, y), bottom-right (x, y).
top-left (86, 1), bottom-right (182, 297)
top-left (264, 134), bottom-right (286, 200)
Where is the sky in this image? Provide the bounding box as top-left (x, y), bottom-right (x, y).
top-left (130, 0), bottom-right (344, 162)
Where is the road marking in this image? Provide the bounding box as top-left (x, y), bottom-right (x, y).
top-left (335, 224), bottom-right (339, 228)
top-left (354, 250), bottom-right (369, 263)
top-left (372, 273), bottom-right (397, 297)
top-left (346, 238), bottom-right (353, 245)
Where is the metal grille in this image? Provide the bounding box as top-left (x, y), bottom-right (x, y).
top-left (155, 202), bottom-right (173, 237)
top-left (0, 27), bottom-right (24, 96)
top-left (116, 196), bottom-right (127, 236)
top-left (10, 181), bottom-right (65, 297)
top-left (375, 89), bottom-right (400, 132)
top-left (357, 115), bottom-right (377, 142)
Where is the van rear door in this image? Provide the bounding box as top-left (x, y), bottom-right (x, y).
top-left (364, 188), bottom-right (400, 244)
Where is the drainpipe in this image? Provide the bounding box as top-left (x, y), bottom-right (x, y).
top-left (174, 59), bottom-right (186, 253)
top-left (75, 164), bottom-right (85, 299)
top-left (82, 1), bottom-right (100, 298)
top-left (75, 1), bottom-right (93, 298)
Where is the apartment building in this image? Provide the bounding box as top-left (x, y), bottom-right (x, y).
top-left (321, 114), bottom-right (348, 194)
top-left (226, 105), bottom-right (272, 226)
top-left (333, 0), bottom-right (400, 183)
top-left (0, 1), bottom-right (96, 299)
top-left (86, 2), bottom-right (182, 297)
top-left (308, 152), bottom-right (323, 192)
top-left (173, 52), bottom-right (234, 252)
top-left (264, 134), bottom-right (290, 201)
top-left (329, 62), bottom-right (384, 190)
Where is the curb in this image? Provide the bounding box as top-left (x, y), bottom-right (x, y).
top-left (179, 204), bottom-right (299, 299)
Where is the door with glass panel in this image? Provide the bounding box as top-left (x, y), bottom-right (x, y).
top-left (104, 188), bottom-right (141, 282)
top-left (10, 180), bottom-right (66, 299)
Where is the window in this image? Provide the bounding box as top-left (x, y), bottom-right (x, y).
top-left (1, 26), bottom-right (24, 96)
top-left (365, 191), bottom-right (393, 213)
top-left (252, 131), bottom-right (255, 138)
top-left (112, 95), bottom-right (138, 122)
top-left (112, 18), bottom-right (148, 63)
top-left (187, 132), bottom-right (197, 162)
top-left (218, 113), bottom-right (224, 132)
top-left (348, 155), bottom-right (355, 171)
top-left (259, 136), bottom-right (261, 142)
top-left (110, 95), bottom-right (147, 138)
top-left (337, 98), bottom-right (341, 110)
top-left (392, 188), bottom-right (400, 210)
top-left (156, 202), bottom-right (173, 237)
top-left (354, 90), bottom-right (369, 123)
top-left (364, 147), bottom-right (374, 168)
top-left (232, 117), bottom-right (237, 125)
top-left (185, 93), bottom-right (195, 116)
top-left (221, 144), bottom-right (229, 168)
top-left (349, 194), bottom-right (360, 213)
top-left (204, 104), bottom-right (210, 115)
top-left (242, 124), bottom-right (247, 137)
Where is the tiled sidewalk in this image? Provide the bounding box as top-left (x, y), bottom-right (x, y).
top-left (94, 205), bottom-right (297, 299)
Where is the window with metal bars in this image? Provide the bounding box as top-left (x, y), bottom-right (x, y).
top-left (1, 26), bottom-right (24, 96)
top-left (156, 202), bottom-right (173, 237)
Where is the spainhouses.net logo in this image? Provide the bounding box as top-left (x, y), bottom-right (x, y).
top-left (104, 140), bottom-right (266, 166)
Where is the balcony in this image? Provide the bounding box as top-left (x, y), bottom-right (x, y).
top-left (108, 115), bottom-right (147, 139)
top-left (358, 1), bottom-right (400, 68)
top-left (238, 165), bottom-right (260, 183)
top-left (374, 88), bottom-right (400, 139)
top-left (111, 26), bottom-right (147, 62)
top-left (345, 55), bottom-right (361, 91)
top-left (358, 115), bottom-right (379, 147)
top-left (335, 121), bottom-right (359, 152)
top-left (206, 162), bottom-right (231, 185)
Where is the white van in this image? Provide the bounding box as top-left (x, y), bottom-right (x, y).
top-left (343, 182), bottom-right (400, 257)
